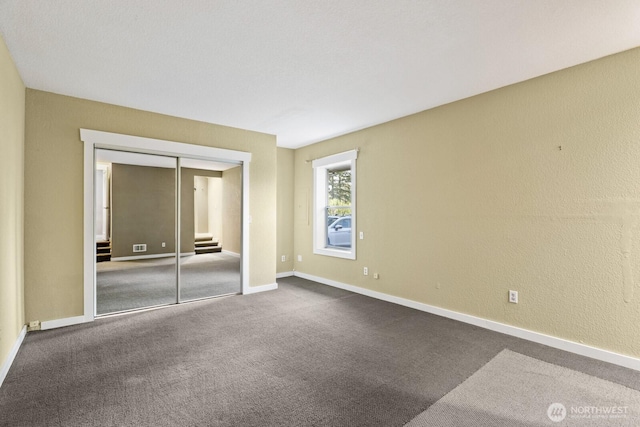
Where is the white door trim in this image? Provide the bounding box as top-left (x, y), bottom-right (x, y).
top-left (81, 129), bottom-right (252, 322)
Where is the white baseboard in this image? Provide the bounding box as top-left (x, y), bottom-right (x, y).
top-left (276, 271), bottom-right (294, 278)
top-left (41, 315), bottom-right (87, 330)
top-left (222, 250), bottom-right (240, 257)
top-left (111, 253), bottom-right (177, 262)
top-left (0, 325), bottom-right (27, 388)
top-left (243, 282), bottom-right (278, 295)
top-left (294, 271), bottom-right (640, 372)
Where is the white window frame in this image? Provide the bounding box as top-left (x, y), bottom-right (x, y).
top-left (312, 150), bottom-right (357, 260)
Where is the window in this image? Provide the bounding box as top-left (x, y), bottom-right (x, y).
top-left (313, 150), bottom-right (357, 259)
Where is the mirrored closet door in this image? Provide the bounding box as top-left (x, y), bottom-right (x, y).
top-left (95, 150), bottom-right (178, 315)
top-left (179, 159), bottom-right (242, 302)
top-left (94, 150), bottom-right (242, 316)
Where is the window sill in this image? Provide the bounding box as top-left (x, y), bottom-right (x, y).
top-left (313, 247), bottom-right (356, 260)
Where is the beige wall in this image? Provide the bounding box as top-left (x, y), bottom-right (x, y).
top-left (277, 148), bottom-right (295, 273)
top-left (221, 166), bottom-right (242, 254)
top-left (111, 164), bottom-right (176, 258)
top-left (208, 177), bottom-right (223, 242)
top-left (180, 168), bottom-right (222, 253)
top-left (111, 165), bottom-right (227, 257)
top-left (0, 35), bottom-right (25, 369)
top-left (194, 176), bottom-right (209, 234)
top-left (294, 47), bottom-right (640, 358)
top-left (24, 90), bottom-right (277, 323)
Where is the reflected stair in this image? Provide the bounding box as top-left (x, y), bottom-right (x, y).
top-left (195, 234), bottom-right (222, 255)
top-left (96, 240), bottom-right (111, 262)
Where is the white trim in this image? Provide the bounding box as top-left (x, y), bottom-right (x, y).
top-left (311, 149), bottom-right (358, 168)
top-left (81, 129), bottom-right (251, 163)
top-left (243, 282), bottom-right (278, 295)
top-left (83, 135), bottom-right (96, 321)
top-left (241, 163), bottom-right (250, 294)
top-left (176, 157), bottom-right (182, 303)
top-left (0, 326), bottom-right (26, 388)
top-left (276, 271), bottom-right (294, 278)
top-left (81, 128), bottom-right (252, 319)
top-left (222, 250), bottom-right (241, 257)
top-left (294, 272), bottom-right (640, 372)
top-left (312, 150), bottom-right (357, 260)
top-left (110, 253), bottom-right (177, 262)
top-left (41, 316), bottom-right (87, 330)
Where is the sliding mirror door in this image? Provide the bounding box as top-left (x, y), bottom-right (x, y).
top-left (179, 159), bottom-right (242, 301)
top-left (95, 150), bottom-right (178, 315)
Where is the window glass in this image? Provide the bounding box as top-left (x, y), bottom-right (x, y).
top-left (312, 150), bottom-right (357, 259)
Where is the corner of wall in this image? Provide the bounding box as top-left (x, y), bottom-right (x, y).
top-left (276, 147), bottom-right (295, 273)
top-left (0, 32), bottom-right (26, 378)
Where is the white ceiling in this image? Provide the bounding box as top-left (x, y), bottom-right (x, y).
top-left (1, 1), bottom-right (639, 148)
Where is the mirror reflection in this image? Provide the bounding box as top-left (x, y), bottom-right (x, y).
top-left (95, 151), bottom-right (241, 316)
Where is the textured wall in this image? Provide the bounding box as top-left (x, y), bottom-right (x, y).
top-left (24, 90), bottom-right (276, 323)
top-left (111, 164), bottom-right (175, 258)
top-left (277, 148), bottom-right (295, 273)
top-left (221, 166), bottom-right (242, 254)
top-left (0, 34), bottom-right (25, 372)
top-left (293, 47), bottom-right (640, 358)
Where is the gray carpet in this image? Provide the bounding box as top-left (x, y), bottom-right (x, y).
top-left (97, 253), bottom-right (240, 314)
top-left (1, 277), bottom-right (640, 426)
top-left (405, 349), bottom-right (640, 426)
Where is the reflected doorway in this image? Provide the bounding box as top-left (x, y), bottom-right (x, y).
top-left (94, 150), bottom-right (242, 315)
top-left (179, 161), bottom-right (242, 302)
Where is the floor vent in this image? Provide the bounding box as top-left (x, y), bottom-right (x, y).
top-left (133, 244), bottom-right (147, 253)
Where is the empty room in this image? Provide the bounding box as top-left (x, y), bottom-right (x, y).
top-left (2, 1), bottom-right (640, 426)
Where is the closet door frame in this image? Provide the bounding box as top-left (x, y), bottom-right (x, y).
top-left (81, 129), bottom-right (251, 322)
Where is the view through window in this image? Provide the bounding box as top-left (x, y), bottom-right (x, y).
top-left (312, 149), bottom-right (357, 260)
top-left (326, 167), bottom-right (352, 248)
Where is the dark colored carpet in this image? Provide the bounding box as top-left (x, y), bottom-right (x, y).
top-left (1, 277), bottom-right (639, 426)
top-left (97, 253), bottom-right (240, 314)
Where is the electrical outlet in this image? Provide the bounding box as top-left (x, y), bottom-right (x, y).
top-left (281, 255), bottom-right (286, 262)
top-left (509, 290), bottom-right (518, 304)
top-left (373, 273), bottom-right (379, 279)
top-left (162, 242), bottom-right (166, 248)
top-left (297, 255), bottom-right (302, 262)
top-left (363, 267), bottom-right (369, 276)
top-left (28, 320), bottom-right (41, 331)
